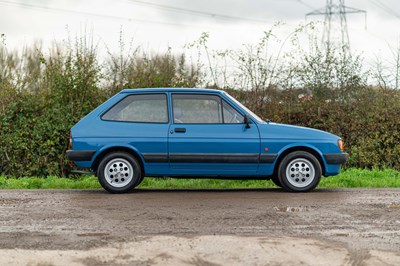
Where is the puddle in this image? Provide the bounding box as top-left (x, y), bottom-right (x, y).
top-left (0, 199), bottom-right (19, 205)
top-left (77, 232), bottom-right (110, 237)
top-left (334, 233), bottom-right (349, 237)
top-left (273, 206), bottom-right (313, 212)
top-left (0, 198), bottom-right (30, 206)
top-left (387, 204), bottom-right (400, 209)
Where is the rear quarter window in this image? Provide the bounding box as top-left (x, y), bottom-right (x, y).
top-left (102, 93), bottom-right (168, 123)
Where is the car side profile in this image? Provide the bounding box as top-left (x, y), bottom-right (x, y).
top-left (66, 88), bottom-right (348, 193)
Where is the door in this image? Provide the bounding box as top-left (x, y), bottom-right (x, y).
top-left (168, 93), bottom-right (260, 176)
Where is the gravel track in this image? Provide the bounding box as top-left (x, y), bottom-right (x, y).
top-left (0, 188), bottom-right (399, 265)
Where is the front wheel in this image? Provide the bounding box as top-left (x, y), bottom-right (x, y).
top-left (97, 152), bottom-right (142, 193)
top-left (277, 151), bottom-right (322, 192)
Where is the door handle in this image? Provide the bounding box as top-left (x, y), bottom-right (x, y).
top-left (174, 128), bottom-right (186, 133)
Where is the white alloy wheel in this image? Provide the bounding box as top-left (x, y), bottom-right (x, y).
top-left (104, 158), bottom-right (134, 188)
top-left (285, 158), bottom-right (315, 188)
top-left (97, 151), bottom-right (141, 193)
top-left (278, 151), bottom-right (322, 192)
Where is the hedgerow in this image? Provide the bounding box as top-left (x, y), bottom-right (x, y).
top-left (0, 27), bottom-right (399, 177)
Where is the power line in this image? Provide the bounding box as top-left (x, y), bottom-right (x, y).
top-left (368, 0), bottom-right (400, 19)
top-left (0, 0), bottom-right (276, 31)
top-left (0, 0), bottom-right (144, 22)
top-left (0, 0), bottom-right (249, 29)
top-left (296, 0), bottom-right (316, 10)
top-left (373, 0), bottom-right (400, 18)
top-left (123, 0), bottom-right (272, 24)
top-left (271, 0), bottom-right (315, 10)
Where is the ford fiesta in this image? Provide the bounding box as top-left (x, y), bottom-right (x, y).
top-left (66, 88), bottom-right (348, 193)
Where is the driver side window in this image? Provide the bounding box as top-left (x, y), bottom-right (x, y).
top-left (172, 94), bottom-right (244, 124)
top-left (172, 94), bottom-right (223, 124)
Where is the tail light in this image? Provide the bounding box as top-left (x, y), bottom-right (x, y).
top-left (68, 132), bottom-right (72, 150)
top-left (69, 132), bottom-right (74, 168)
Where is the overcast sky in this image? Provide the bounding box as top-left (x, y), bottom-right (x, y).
top-left (1, 0), bottom-right (399, 62)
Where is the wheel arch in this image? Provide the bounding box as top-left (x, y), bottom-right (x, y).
top-left (91, 146), bottom-right (145, 176)
top-left (273, 145), bottom-right (326, 177)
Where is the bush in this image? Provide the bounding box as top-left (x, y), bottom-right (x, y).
top-left (0, 28), bottom-right (399, 177)
top-left (0, 36), bottom-right (201, 177)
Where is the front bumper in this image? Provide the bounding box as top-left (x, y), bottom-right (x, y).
top-left (324, 153), bottom-right (349, 165)
top-left (66, 150), bottom-right (96, 161)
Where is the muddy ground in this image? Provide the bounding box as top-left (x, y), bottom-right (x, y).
top-left (0, 188), bottom-right (399, 265)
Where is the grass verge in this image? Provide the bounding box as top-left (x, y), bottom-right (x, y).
top-left (0, 168), bottom-right (399, 189)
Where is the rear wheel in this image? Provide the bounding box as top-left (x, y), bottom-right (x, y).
top-left (97, 152), bottom-right (142, 193)
top-left (278, 151), bottom-right (321, 192)
top-left (271, 176), bottom-right (282, 188)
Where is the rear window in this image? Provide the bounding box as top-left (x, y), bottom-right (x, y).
top-left (102, 94), bottom-right (168, 123)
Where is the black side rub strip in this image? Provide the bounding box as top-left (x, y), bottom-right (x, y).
top-left (142, 153), bottom-right (169, 163)
top-left (170, 153), bottom-right (259, 163)
top-left (142, 153), bottom-right (278, 164)
top-left (66, 150), bottom-right (96, 161)
top-left (259, 154), bottom-right (278, 163)
top-left (324, 153), bottom-right (349, 164)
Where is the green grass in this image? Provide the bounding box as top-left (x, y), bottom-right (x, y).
top-left (319, 168), bottom-right (400, 188)
top-left (0, 175), bottom-right (101, 189)
top-left (0, 168), bottom-right (399, 189)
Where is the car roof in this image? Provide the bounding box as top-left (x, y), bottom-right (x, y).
top-left (120, 88), bottom-right (224, 94)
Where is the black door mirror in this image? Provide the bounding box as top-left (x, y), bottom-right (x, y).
top-left (244, 115), bottom-right (251, 128)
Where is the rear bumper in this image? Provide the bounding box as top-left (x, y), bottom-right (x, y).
top-left (66, 150), bottom-right (96, 161)
top-left (324, 153), bottom-right (349, 165)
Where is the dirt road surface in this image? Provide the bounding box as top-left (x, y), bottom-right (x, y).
top-left (0, 188), bottom-right (399, 265)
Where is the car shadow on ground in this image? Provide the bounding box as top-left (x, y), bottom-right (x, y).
top-left (80, 187), bottom-right (343, 194)
top-left (136, 188), bottom-right (342, 193)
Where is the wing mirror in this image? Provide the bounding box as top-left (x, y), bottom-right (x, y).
top-left (244, 115), bottom-right (251, 128)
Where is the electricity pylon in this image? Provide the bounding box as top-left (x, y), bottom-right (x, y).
top-left (306, 0), bottom-right (366, 54)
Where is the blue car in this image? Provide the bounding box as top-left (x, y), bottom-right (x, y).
top-left (66, 88), bottom-right (348, 193)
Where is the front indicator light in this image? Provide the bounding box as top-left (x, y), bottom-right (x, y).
top-left (338, 139), bottom-right (344, 151)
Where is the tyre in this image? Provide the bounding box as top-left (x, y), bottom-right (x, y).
top-left (271, 176), bottom-right (282, 188)
top-left (97, 152), bottom-right (142, 193)
top-left (277, 151), bottom-right (322, 192)
top-left (134, 175), bottom-right (145, 187)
